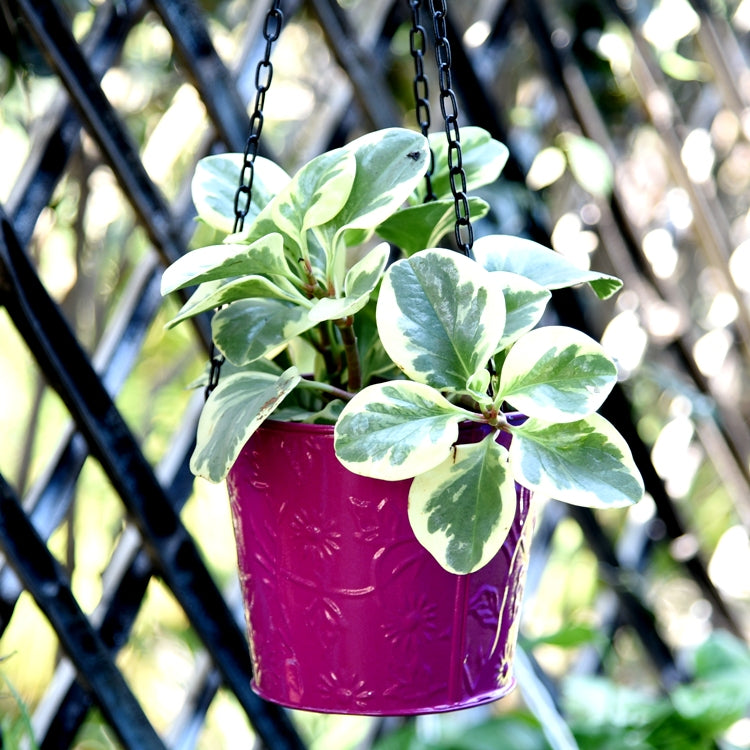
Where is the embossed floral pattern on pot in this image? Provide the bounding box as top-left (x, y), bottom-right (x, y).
top-left (227, 421), bottom-right (533, 715)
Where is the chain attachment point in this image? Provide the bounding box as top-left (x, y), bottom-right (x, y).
top-left (426, 0), bottom-right (473, 257)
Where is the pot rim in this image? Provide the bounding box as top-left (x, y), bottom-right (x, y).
top-left (257, 418), bottom-right (502, 437)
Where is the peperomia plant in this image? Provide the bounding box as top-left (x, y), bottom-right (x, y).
top-left (333, 242), bottom-right (643, 573)
top-left (161, 125), bottom-right (644, 576)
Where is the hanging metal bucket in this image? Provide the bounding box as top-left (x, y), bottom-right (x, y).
top-left (227, 420), bottom-right (533, 715)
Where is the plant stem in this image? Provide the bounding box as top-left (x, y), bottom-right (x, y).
top-left (336, 317), bottom-right (361, 392)
top-left (296, 378), bottom-right (354, 402)
top-left (316, 322), bottom-right (338, 379)
top-left (299, 258), bottom-right (319, 298)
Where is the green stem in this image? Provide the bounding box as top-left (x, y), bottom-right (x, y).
top-left (316, 322), bottom-right (339, 379)
top-left (299, 257), bottom-right (320, 299)
top-left (336, 317), bottom-right (361, 393)
top-left (296, 378), bottom-right (354, 402)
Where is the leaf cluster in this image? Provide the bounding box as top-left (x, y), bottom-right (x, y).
top-left (161, 125), bottom-right (643, 574)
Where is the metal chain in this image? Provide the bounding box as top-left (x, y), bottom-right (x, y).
top-left (206, 0), bottom-right (283, 399)
top-left (233, 0), bottom-right (284, 234)
top-left (427, 0), bottom-right (474, 256)
top-left (408, 0), bottom-right (436, 201)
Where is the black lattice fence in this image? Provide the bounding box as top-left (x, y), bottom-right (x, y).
top-left (1, 0), bottom-right (749, 748)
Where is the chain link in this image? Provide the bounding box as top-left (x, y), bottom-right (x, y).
top-left (427, 0), bottom-right (473, 256)
top-left (408, 0), bottom-right (435, 201)
top-left (233, 1), bottom-right (284, 235)
top-left (206, 1), bottom-right (283, 399)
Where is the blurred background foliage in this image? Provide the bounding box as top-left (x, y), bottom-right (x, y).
top-left (2, 0), bottom-right (750, 747)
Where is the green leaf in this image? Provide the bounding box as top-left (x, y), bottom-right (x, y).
top-left (494, 271), bottom-right (551, 350)
top-left (377, 248), bottom-right (506, 391)
top-left (190, 366), bottom-right (301, 482)
top-left (524, 623), bottom-right (605, 649)
top-left (307, 242), bottom-right (391, 323)
top-left (670, 681), bottom-right (750, 733)
top-left (166, 274), bottom-right (306, 328)
top-left (333, 380), bottom-right (469, 480)
top-left (659, 50), bottom-right (711, 82)
top-left (693, 632), bottom-right (750, 680)
top-left (273, 399), bottom-right (344, 424)
top-left (191, 153), bottom-right (290, 234)
top-left (417, 126), bottom-right (509, 203)
top-left (371, 715), bottom-right (549, 750)
top-left (408, 434), bottom-right (517, 574)
top-left (558, 133), bottom-right (614, 198)
top-left (375, 197), bottom-right (489, 256)
top-left (473, 234), bottom-right (622, 300)
top-left (498, 326), bottom-right (617, 422)
top-left (562, 675), bottom-right (670, 732)
top-left (211, 298), bottom-right (314, 365)
top-left (160, 234), bottom-right (289, 295)
top-left (509, 413), bottom-right (644, 507)
top-left (525, 146), bottom-right (567, 191)
top-left (187, 355), bottom-right (284, 390)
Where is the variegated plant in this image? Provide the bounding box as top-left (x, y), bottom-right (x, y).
top-left (162, 125), bottom-right (644, 576)
top-left (333, 242), bottom-right (644, 574)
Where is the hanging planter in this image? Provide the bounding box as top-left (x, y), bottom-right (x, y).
top-left (161, 2), bottom-right (644, 716)
top-left (228, 420), bottom-right (532, 714)
top-left (162, 125), bottom-right (643, 713)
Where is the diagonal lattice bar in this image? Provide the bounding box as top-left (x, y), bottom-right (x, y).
top-left (31, 401), bottom-right (200, 748)
top-left (15, 0), bottom-right (188, 268)
top-left (0, 472), bottom-right (167, 749)
top-left (0, 210), bottom-right (305, 749)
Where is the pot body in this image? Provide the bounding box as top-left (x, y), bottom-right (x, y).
top-left (227, 420), bottom-right (533, 715)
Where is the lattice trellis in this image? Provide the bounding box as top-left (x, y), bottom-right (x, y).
top-left (1, 0), bottom-right (749, 747)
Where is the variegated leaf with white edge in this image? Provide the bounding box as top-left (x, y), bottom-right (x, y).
top-left (271, 148), bottom-right (357, 246)
top-left (417, 127), bottom-right (509, 204)
top-left (166, 275), bottom-right (307, 328)
top-left (190, 366), bottom-right (301, 483)
top-left (308, 242), bottom-right (391, 323)
top-left (315, 128), bottom-right (430, 284)
top-left (160, 234), bottom-right (288, 296)
top-left (473, 234), bottom-right (622, 300)
top-left (308, 294), bottom-right (369, 324)
top-left (497, 326), bottom-right (617, 422)
top-left (408, 434), bottom-right (517, 574)
top-left (508, 413), bottom-right (645, 508)
top-left (212, 298), bottom-right (314, 365)
top-left (191, 154), bottom-right (291, 235)
top-left (345, 242), bottom-right (391, 298)
top-left (493, 270), bottom-right (551, 351)
top-left (377, 248), bottom-right (506, 391)
top-left (333, 380), bottom-right (472, 481)
top-left (332, 128), bottom-right (430, 230)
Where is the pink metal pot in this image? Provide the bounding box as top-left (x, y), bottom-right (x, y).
top-left (226, 420), bottom-right (533, 715)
